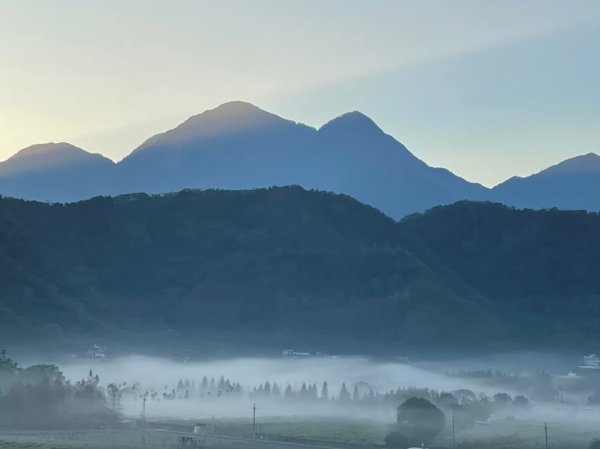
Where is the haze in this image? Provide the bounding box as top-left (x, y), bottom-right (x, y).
top-left (51, 355), bottom-right (600, 431)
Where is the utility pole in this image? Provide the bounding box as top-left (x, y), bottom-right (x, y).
top-left (141, 391), bottom-right (148, 426)
top-left (252, 403), bottom-right (257, 437)
top-left (452, 415), bottom-right (456, 448)
top-left (544, 421), bottom-right (549, 449)
top-left (142, 393), bottom-right (148, 424)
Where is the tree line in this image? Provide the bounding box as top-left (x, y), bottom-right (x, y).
top-left (0, 350), bottom-right (117, 428)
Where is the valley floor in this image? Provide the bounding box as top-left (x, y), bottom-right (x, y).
top-left (2, 415), bottom-right (599, 449)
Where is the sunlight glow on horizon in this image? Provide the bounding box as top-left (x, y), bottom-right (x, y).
top-left (1, 0), bottom-right (599, 186)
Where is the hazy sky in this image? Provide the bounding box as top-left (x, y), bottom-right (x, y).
top-left (1, 0), bottom-right (598, 186)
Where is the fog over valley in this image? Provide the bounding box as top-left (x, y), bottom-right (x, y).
top-left (4, 351), bottom-right (599, 447)
top-left (1, 2), bottom-right (599, 448)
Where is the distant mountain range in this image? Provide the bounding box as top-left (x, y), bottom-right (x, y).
top-left (490, 153), bottom-right (600, 211)
top-left (0, 101), bottom-right (598, 217)
top-left (0, 188), bottom-right (598, 354)
top-left (0, 143), bottom-right (115, 203)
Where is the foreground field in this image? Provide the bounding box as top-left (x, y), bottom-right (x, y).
top-left (153, 416), bottom-right (389, 446)
top-left (0, 430), bottom-right (150, 449)
top-left (1, 413), bottom-right (600, 449)
top-left (151, 414), bottom-right (600, 449)
top-left (455, 416), bottom-right (600, 449)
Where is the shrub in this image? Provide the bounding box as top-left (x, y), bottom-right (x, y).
top-left (392, 397), bottom-right (446, 446)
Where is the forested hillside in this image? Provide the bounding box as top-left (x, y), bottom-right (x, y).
top-left (400, 201), bottom-right (600, 346)
top-left (0, 188), bottom-right (598, 354)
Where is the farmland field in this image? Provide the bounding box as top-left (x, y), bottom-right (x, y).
top-left (152, 416), bottom-right (390, 445)
top-left (1, 413), bottom-right (600, 449)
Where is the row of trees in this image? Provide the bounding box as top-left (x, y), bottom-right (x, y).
top-left (130, 374), bottom-right (531, 425)
top-left (449, 369), bottom-right (559, 401)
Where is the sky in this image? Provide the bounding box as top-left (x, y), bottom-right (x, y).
top-left (0, 0), bottom-right (598, 187)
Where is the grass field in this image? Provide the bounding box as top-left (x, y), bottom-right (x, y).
top-left (0, 430), bottom-right (152, 449)
top-left (152, 414), bottom-right (600, 449)
top-left (0, 442), bottom-right (45, 449)
top-left (2, 414), bottom-right (600, 449)
top-left (453, 416), bottom-right (600, 449)
top-left (160, 416), bottom-right (391, 445)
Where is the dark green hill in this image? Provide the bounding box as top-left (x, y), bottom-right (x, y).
top-left (0, 188), bottom-right (598, 354)
top-left (400, 201), bottom-right (600, 347)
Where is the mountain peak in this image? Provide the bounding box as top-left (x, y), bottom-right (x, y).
top-left (1, 142), bottom-right (113, 176)
top-left (182, 101), bottom-right (287, 128)
top-left (10, 142), bottom-right (85, 160)
top-left (209, 100), bottom-right (264, 114)
top-left (318, 111), bottom-right (384, 137)
top-left (131, 102), bottom-right (295, 154)
top-left (542, 152), bottom-right (600, 175)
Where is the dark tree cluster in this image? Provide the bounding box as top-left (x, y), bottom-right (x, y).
top-left (386, 397), bottom-right (445, 448)
top-left (588, 392), bottom-right (600, 405)
top-left (136, 376), bottom-right (244, 403)
top-left (0, 351), bottom-right (117, 429)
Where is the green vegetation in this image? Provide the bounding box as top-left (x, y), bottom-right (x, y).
top-left (454, 417), bottom-right (600, 449)
top-left (256, 418), bottom-right (386, 445)
top-left (0, 441), bottom-right (48, 449)
top-left (0, 440), bottom-right (82, 449)
top-left (386, 397), bottom-right (445, 447)
top-left (0, 187), bottom-right (598, 352)
top-left (400, 201), bottom-right (600, 347)
top-left (0, 433), bottom-right (150, 449)
top-left (0, 352), bottom-right (116, 429)
top-left (150, 415), bottom-right (600, 449)
top-left (1, 416), bottom-right (599, 449)
top-left (175, 416), bottom-right (390, 445)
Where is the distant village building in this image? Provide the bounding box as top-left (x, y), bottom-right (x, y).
top-left (281, 349), bottom-right (311, 358)
top-left (579, 354), bottom-right (600, 370)
top-left (556, 370), bottom-right (584, 389)
top-left (85, 344), bottom-right (107, 359)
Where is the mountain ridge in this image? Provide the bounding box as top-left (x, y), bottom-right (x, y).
top-left (0, 102), bottom-right (597, 216)
top-left (113, 102), bottom-right (487, 217)
top-left (0, 187), bottom-right (598, 354)
top-left (492, 152), bottom-right (600, 211)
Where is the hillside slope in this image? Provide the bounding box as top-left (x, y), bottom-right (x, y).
top-left (491, 153), bottom-right (600, 211)
top-left (401, 201), bottom-right (600, 346)
top-left (0, 187), bottom-right (495, 353)
top-left (0, 188), bottom-right (599, 354)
